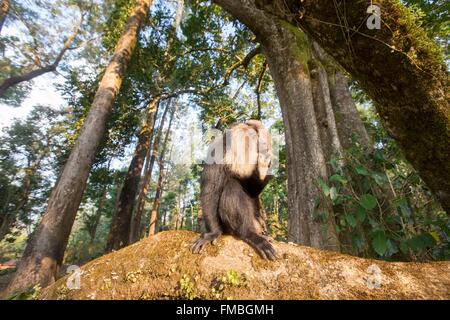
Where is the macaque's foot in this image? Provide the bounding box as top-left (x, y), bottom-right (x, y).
top-left (191, 232), bottom-right (221, 254)
top-left (246, 234), bottom-right (278, 260)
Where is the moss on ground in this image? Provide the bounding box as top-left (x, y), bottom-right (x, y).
top-left (38, 230), bottom-right (450, 300)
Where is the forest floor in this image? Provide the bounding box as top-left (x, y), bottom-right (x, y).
top-left (37, 230), bottom-right (450, 300)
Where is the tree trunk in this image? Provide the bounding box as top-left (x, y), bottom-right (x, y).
top-left (148, 107), bottom-right (175, 236)
top-left (0, 0), bottom-right (9, 35)
top-left (89, 185), bottom-right (108, 244)
top-left (258, 0), bottom-right (450, 213)
top-left (215, 0), bottom-right (340, 251)
top-left (130, 100), bottom-right (170, 243)
top-left (106, 96), bottom-right (160, 252)
top-left (328, 71), bottom-right (371, 150)
top-left (0, 212), bottom-right (14, 241)
top-left (4, 0), bottom-right (153, 296)
top-left (310, 42), bottom-right (343, 163)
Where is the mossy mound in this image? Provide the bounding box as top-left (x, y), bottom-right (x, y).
top-left (39, 230), bottom-right (450, 300)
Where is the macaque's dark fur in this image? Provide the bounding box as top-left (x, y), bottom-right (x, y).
top-left (192, 121), bottom-right (277, 260)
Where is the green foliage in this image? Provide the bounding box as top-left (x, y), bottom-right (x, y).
top-left (0, 0), bottom-right (107, 105)
top-left (7, 284), bottom-right (41, 300)
top-left (210, 269), bottom-right (243, 299)
top-left (316, 108), bottom-right (449, 261)
top-left (179, 274), bottom-right (196, 300)
top-left (0, 105), bottom-right (67, 240)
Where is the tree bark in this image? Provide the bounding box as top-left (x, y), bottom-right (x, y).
top-left (0, 212), bottom-right (14, 241)
top-left (259, 0), bottom-right (450, 213)
top-left (328, 71), bottom-right (371, 150)
top-left (0, 12), bottom-right (82, 97)
top-left (106, 96), bottom-right (161, 252)
top-left (4, 0), bottom-right (153, 296)
top-left (215, 0), bottom-right (340, 251)
top-left (148, 107), bottom-right (175, 236)
top-left (130, 100), bottom-right (170, 243)
top-left (310, 42), bottom-right (343, 162)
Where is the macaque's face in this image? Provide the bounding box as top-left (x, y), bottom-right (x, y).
top-left (204, 120), bottom-right (272, 179)
top-left (224, 123), bottom-right (259, 178)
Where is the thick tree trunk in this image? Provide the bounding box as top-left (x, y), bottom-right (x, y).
top-left (130, 100), bottom-right (170, 243)
top-left (0, 0), bottom-right (9, 35)
top-left (261, 0), bottom-right (450, 213)
top-left (310, 43), bottom-right (343, 162)
top-left (215, 0), bottom-right (340, 251)
top-left (106, 96), bottom-right (160, 252)
top-left (148, 108), bottom-right (175, 236)
top-left (328, 71), bottom-right (371, 150)
top-left (4, 0), bottom-right (153, 296)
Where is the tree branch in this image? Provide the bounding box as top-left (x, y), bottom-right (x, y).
top-left (255, 60), bottom-right (267, 119)
top-left (0, 9), bottom-right (83, 98)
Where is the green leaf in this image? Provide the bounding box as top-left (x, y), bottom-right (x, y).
top-left (329, 174), bottom-right (347, 185)
top-left (372, 231), bottom-right (388, 256)
top-left (355, 206), bottom-right (366, 222)
top-left (371, 172), bottom-right (386, 186)
top-left (352, 234), bottom-right (364, 250)
top-left (345, 214), bottom-right (357, 228)
top-left (400, 240), bottom-right (409, 255)
top-left (360, 194), bottom-right (377, 210)
top-left (355, 165), bottom-right (369, 176)
top-left (318, 178), bottom-right (330, 196)
top-left (329, 187), bottom-right (338, 201)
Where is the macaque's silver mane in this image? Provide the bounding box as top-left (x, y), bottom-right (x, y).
top-left (205, 121), bottom-right (273, 180)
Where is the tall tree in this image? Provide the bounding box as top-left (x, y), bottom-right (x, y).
top-left (106, 96), bottom-right (161, 251)
top-left (215, 0), bottom-right (341, 250)
top-left (148, 105), bottom-right (176, 236)
top-left (0, 105), bottom-right (65, 241)
top-left (130, 100), bottom-right (168, 243)
top-left (5, 0), bottom-right (154, 295)
top-left (251, 0), bottom-right (450, 213)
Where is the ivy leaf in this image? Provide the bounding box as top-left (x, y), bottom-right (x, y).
top-left (360, 194), bottom-right (377, 210)
top-left (372, 231), bottom-right (388, 256)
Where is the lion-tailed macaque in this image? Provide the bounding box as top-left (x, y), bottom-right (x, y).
top-left (191, 120), bottom-right (277, 260)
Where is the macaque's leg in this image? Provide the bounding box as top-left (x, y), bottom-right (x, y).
top-left (219, 178), bottom-right (277, 260)
top-left (192, 164), bottom-right (224, 254)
